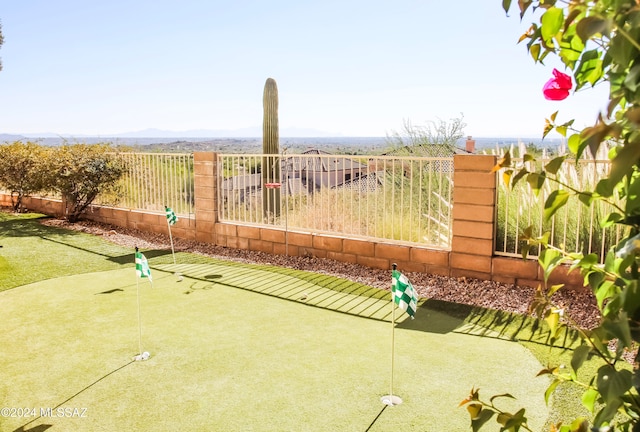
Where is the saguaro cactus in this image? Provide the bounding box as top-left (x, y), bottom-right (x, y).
top-left (262, 77), bottom-right (281, 218)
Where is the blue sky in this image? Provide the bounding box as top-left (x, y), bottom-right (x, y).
top-left (0, 1), bottom-right (610, 138)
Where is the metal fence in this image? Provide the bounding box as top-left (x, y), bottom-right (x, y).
top-left (217, 153), bottom-right (454, 248)
top-left (95, 153), bottom-right (194, 216)
top-left (495, 156), bottom-right (625, 263)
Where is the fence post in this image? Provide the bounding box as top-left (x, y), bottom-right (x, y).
top-left (450, 154), bottom-right (498, 280)
top-left (193, 152), bottom-right (218, 244)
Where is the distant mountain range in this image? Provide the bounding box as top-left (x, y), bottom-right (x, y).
top-left (0, 129), bottom-right (564, 151)
top-left (2, 126), bottom-right (340, 140)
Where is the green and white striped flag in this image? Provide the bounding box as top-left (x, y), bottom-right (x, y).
top-left (392, 269), bottom-right (418, 318)
top-left (135, 251), bottom-right (152, 282)
top-left (165, 206), bottom-right (178, 225)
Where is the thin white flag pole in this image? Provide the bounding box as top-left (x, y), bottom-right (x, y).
top-left (134, 246), bottom-right (151, 361)
top-left (381, 263), bottom-right (403, 406)
top-left (136, 273), bottom-right (143, 355)
top-left (165, 206), bottom-right (183, 281)
top-left (166, 217), bottom-right (177, 266)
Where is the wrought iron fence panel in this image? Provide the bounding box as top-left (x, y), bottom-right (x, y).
top-left (495, 157), bottom-right (625, 263)
top-left (95, 152), bottom-right (194, 216)
top-left (218, 153), bottom-right (453, 248)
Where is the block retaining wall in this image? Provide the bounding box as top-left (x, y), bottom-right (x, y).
top-left (1, 152), bottom-right (584, 291)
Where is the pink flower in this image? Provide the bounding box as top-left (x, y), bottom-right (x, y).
top-left (543, 68), bottom-right (572, 101)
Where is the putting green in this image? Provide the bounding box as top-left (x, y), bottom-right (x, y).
top-left (1, 267), bottom-right (550, 431)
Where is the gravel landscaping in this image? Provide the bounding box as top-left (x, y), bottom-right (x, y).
top-left (41, 218), bottom-right (601, 329)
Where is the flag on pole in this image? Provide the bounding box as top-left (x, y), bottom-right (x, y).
top-left (165, 206), bottom-right (178, 225)
top-left (392, 269), bottom-right (418, 318)
top-left (135, 251), bottom-right (152, 282)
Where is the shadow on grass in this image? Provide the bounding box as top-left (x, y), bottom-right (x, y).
top-left (95, 288), bottom-right (124, 295)
top-left (38, 234), bottom-right (173, 264)
top-left (365, 405), bottom-right (387, 432)
top-left (396, 299), bottom-right (582, 350)
top-left (1, 213), bottom-right (173, 265)
top-left (13, 361), bottom-right (135, 432)
top-left (0, 215), bottom-right (70, 240)
top-left (12, 425), bottom-right (53, 432)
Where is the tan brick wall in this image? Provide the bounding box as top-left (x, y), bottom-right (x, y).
top-left (194, 152), bottom-right (218, 245)
top-left (375, 243), bottom-right (410, 262)
top-left (493, 256), bottom-right (538, 279)
top-left (312, 235), bottom-right (343, 252)
top-left (410, 248), bottom-right (449, 267)
top-left (343, 238), bottom-right (375, 257)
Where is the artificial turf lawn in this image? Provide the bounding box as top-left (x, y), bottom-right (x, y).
top-left (0, 212), bottom-right (597, 430)
top-left (2, 268), bottom-right (551, 431)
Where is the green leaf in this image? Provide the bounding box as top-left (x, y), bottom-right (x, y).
top-left (595, 178), bottom-right (614, 198)
top-left (596, 365), bottom-right (633, 404)
top-left (544, 379), bottom-right (561, 405)
top-left (544, 189), bottom-right (570, 220)
top-left (609, 144), bottom-right (640, 190)
top-left (583, 122), bottom-right (611, 159)
top-left (594, 280), bottom-right (616, 309)
top-left (604, 249), bottom-right (617, 273)
top-left (555, 124), bottom-right (568, 137)
top-left (502, 0), bottom-right (511, 15)
top-left (547, 283), bottom-right (564, 297)
top-left (576, 16), bottom-right (609, 43)
top-left (511, 167), bottom-right (529, 188)
top-left (587, 270), bottom-right (604, 290)
top-left (545, 310), bottom-right (560, 333)
top-left (539, 248), bottom-right (563, 282)
top-left (609, 31), bottom-right (639, 67)
top-left (593, 397), bottom-right (623, 426)
top-left (581, 388), bottom-right (599, 414)
top-left (578, 253), bottom-right (598, 267)
top-left (571, 345), bottom-right (591, 378)
top-left (559, 33), bottom-right (584, 66)
top-left (541, 7), bottom-right (564, 44)
top-left (527, 172), bottom-right (546, 197)
top-left (545, 156), bottom-right (567, 174)
top-left (600, 212), bottom-right (623, 228)
top-left (624, 64), bottom-right (640, 93)
top-left (603, 317), bottom-right (632, 350)
top-left (574, 49), bottom-right (603, 89)
top-left (530, 43), bottom-right (541, 62)
top-left (568, 417), bottom-right (590, 432)
top-left (567, 133), bottom-right (582, 155)
top-left (577, 191), bottom-right (594, 206)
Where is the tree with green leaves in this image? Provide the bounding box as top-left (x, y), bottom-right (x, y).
top-left (385, 114), bottom-right (466, 156)
top-left (49, 144), bottom-right (124, 223)
top-left (0, 142), bottom-right (50, 212)
top-left (460, 1), bottom-right (640, 431)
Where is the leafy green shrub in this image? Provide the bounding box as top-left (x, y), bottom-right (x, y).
top-left (0, 141), bottom-right (51, 212)
top-left (49, 144), bottom-right (124, 222)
